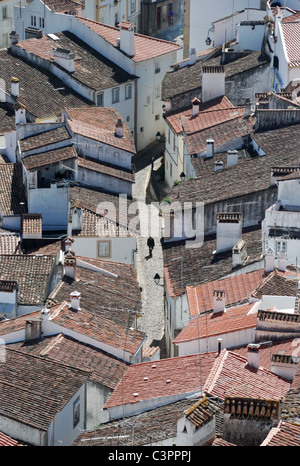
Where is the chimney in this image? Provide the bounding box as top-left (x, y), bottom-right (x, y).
top-left (265, 247), bottom-right (274, 273)
top-left (271, 354), bottom-right (300, 381)
top-left (213, 290), bottom-right (226, 314)
top-left (15, 103), bottom-right (26, 125)
top-left (205, 138), bottom-right (214, 158)
top-left (11, 77), bottom-right (19, 97)
top-left (53, 48), bottom-right (76, 73)
top-left (25, 319), bottom-right (42, 341)
top-left (218, 338), bottom-right (222, 355)
top-left (115, 119), bottom-right (124, 138)
top-left (216, 212), bottom-right (242, 253)
top-left (70, 290), bottom-right (81, 311)
top-left (64, 250), bottom-right (76, 280)
top-left (9, 31), bottom-right (19, 47)
top-left (64, 235), bottom-right (74, 252)
top-left (244, 98), bottom-right (252, 118)
top-left (119, 21), bottom-right (136, 57)
top-left (227, 150), bottom-right (238, 167)
top-left (201, 66), bottom-right (225, 103)
top-left (232, 239), bottom-right (247, 268)
top-left (277, 252), bottom-right (287, 272)
top-left (189, 48), bottom-right (196, 65)
top-left (247, 343), bottom-right (261, 370)
top-left (191, 97), bottom-right (200, 117)
top-left (214, 160), bottom-right (223, 172)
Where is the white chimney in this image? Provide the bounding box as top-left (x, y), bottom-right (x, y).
top-left (271, 354), bottom-right (300, 381)
top-left (119, 22), bottom-right (136, 57)
top-left (11, 77), bottom-right (19, 97)
top-left (64, 235), bottom-right (74, 252)
top-left (227, 150), bottom-right (238, 167)
top-left (232, 239), bottom-right (247, 268)
top-left (69, 290), bottom-right (81, 311)
top-left (216, 212), bottom-right (242, 253)
top-left (201, 66), bottom-right (225, 103)
top-left (15, 104), bottom-right (26, 125)
top-left (277, 252), bottom-right (287, 272)
top-left (189, 48), bottom-right (196, 65)
top-left (247, 343), bottom-right (261, 370)
top-left (115, 119), bottom-right (124, 138)
top-left (265, 247), bottom-right (274, 273)
top-left (205, 138), bottom-right (214, 158)
top-left (192, 97), bottom-right (200, 117)
top-left (214, 160), bottom-right (223, 171)
top-left (213, 290), bottom-right (226, 314)
top-left (53, 48), bottom-right (76, 73)
top-left (64, 250), bottom-right (76, 280)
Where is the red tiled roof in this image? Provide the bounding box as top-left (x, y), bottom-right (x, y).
top-left (104, 348), bottom-right (291, 410)
top-left (76, 16), bottom-right (181, 63)
top-left (104, 352), bottom-right (217, 409)
top-left (165, 96), bottom-right (235, 134)
top-left (204, 349), bottom-right (291, 401)
top-left (261, 421), bottom-right (300, 446)
top-left (281, 22), bottom-right (300, 67)
top-left (0, 432), bottom-right (22, 446)
top-left (173, 303), bottom-right (258, 345)
top-left (187, 269), bottom-right (266, 317)
top-left (66, 107), bottom-right (136, 154)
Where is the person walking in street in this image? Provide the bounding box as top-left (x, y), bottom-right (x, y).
top-left (147, 236), bottom-right (155, 257)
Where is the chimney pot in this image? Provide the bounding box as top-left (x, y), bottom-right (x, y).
top-left (205, 139), bottom-right (214, 158)
top-left (227, 150), bottom-right (238, 167)
top-left (11, 77), bottom-right (19, 97)
top-left (70, 290), bottom-right (81, 311)
top-left (213, 289), bottom-right (226, 314)
top-left (247, 343), bottom-right (261, 369)
top-left (265, 247), bottom-right (274, 273)
top-left (115, 118), bottom-right (124, 138)
top-left (216, 212), bottom-right (242, 253)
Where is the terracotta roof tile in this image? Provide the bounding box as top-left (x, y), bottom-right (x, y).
top-left (0, 347), bottom-right (89, 431)
top-left (261, 421), bottom-right (300, 446)
top-left (0, 255), bottom-right (56, 305)
top-left (76, 17), bottom-right (181, 63)
top-left (16, 31), bottom-right (135, 90)
top-left (187, 269), bottom-right (266, 317)
top-left (104, 348), bottom-right (291, 410)
top-left (281, 22), bottom-right (300, 67)
top-left (0, 163), bottom-right (27, 216)
top-left (77, 156), bottom-right (135, 183)
top-left (43, 0), bottom-right (82, 11)
top-left (9, 333), bottom-right (127, 390)
top-left (173, 303), bottom-right (257, 344)
top-left (22, 214), bottom-right (42, 235)
top-left (0, 432), bottom-right (23, 446)
top-left (20, 126), bottom-right (71, 153)
top-left (48, 256), bottom-right (142, 326)
top-left (66, 106), bottom-right (136, 154)
top-left (22, 145), bottom-right (77, 171)
top-left (0, 234), bottom-right (22, 255)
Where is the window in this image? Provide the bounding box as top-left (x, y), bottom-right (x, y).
top-left (155, 85), bottom-right (160, 99)
top-left (155, 61), bottom-right (160, 74)
top-left (125, 84), bottom-right (132, 100)
top-left (39, 17), bottom-right (45, 28)
top-left (96, 92), bottom-right (104, 107)
top-left (73, 397), bottom-right (80, 428)
top-left (2, 6), bottom-right (7, 20)
top-left (146, 95), bottom-right (151, 106)
top-left (276, 240), bottom-right (287, 256)
top-left (31, 15), bottom-right (37, 27)
top-left (97, 240), bottom-right (111, 258)
top-left (112, 87), bottom-right (120, 103)
top-left (155, 114), bottom-right (160, 121)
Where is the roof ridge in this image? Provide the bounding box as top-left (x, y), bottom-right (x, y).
top-left (204, 349), bottom-right (228, 393)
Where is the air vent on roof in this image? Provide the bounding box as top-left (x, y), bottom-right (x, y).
top-left (152, 364), bottom-right (156, 368)
top-left (133, 393), bottom-right (139, 397)
top-left (47, 33), bottom-right (60, 41)
top-left (166, 379), bottom-right (171, 383)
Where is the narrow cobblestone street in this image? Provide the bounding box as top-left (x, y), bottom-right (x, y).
top-left (132, 150), bottom-right (166, 356)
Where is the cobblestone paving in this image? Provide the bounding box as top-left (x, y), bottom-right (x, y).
top-left (132, 159), bottom-right (165, 352)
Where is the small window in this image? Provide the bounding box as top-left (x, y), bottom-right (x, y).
top-left (31, 15), bottom-right (36, 26)
top-left (155, 62), bottom-right (160, 74)
top-left (131, 0), bottom-right (136, 14)
top-left (39, 17), bottom-right (45, 28)
top-left (112, 87), bottom-right (120, 104)
top-left (73, 397), bottom-right (80, 428)
top-left (96, 92), bottom-right (104, 107)
top-left (125, 84), bottom-right (132, 100)
top-left (155, 114), bottom-right (160, 121)
top-left (276, 240), bottom-right (287, 255)
top-left (2, 6), bottom-right (7, 20)
top-left (97, 240), bottom-right (111, 258)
